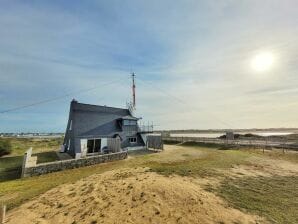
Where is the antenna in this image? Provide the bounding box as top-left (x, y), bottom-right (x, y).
top-left (131, 72), bottom-right (136, 108)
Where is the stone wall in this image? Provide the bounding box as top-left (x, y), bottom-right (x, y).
top-left (22, 151), bottom-right (128, 178)
top-left (21, 147), bottom-right (37, 177)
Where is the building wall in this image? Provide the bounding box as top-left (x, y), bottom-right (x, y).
top-left (63, 101), bottom-right (76, 156)
top-left (121, 133), bottom-right (144, 148)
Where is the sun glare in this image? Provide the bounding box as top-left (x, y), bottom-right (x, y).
top-left (251, 52), bottom-right (274, 72)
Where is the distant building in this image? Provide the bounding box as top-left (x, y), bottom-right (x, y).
top-left (62, 100), bottom-right (153, 158)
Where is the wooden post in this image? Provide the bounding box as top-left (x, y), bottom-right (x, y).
top-left (0, 204), bottom-right (6, 224)
top-left (282, 140), bottom-right (285, 154)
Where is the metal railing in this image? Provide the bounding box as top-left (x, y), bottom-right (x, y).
top-left (138, 125), bottom-right (154, 133)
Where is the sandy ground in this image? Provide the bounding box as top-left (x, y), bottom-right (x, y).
top-left (6, 168), bottom-right (266, 224)
top-left (6, 145), bottom-right (298, 224)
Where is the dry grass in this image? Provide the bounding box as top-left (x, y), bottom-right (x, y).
top-left (0, 151), bottom-right (59, 182)
top-left (217, 175), bottom-right (298, 224)
top-left (1, 142), bottom-right (297, 224)
top-left (5, 169), bottom-right (265, 224)
top-left (0, 137), bottom-right (62, 182)
top-left (0, 137), bottom-right (63, 156)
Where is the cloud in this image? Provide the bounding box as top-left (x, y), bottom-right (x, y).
top-left (0, 0), bottom-right (298, 131)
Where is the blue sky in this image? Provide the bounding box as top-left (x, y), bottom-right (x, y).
top-left (1, 0), bottom-right (298, 132)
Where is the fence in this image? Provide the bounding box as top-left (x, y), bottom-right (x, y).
top-left (162, 136), bottom-right (298, 150)
top-left (138, 125), bottom-right (154, 133)
top-left (147, 135), bottom-right (163, 150)
top-left (107, 138), bottom-right (121, 152)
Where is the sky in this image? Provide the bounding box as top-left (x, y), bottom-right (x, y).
top-left (0, 0), bottom-right (298, 132)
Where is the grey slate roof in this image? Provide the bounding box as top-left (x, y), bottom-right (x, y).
top-left (71, 101), bottom-right (131, 137)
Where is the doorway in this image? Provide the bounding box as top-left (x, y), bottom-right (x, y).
top-left (87, 139), bottom-right (101, 153)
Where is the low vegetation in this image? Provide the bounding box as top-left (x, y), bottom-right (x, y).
top-left (0, 139), bottom-right (297, 224)
top-left (0, 137), bottom-right (62, 182)
top-left (146, 148), bottom-right (250, 177)
top-left (0, 137), bottom-right (63, 156)
top-left (0, 151), bottom-right (59, 182)
top-left (0, 138), bottom-right (12, 157)
top-left (218, 175), bottom-right (298, 224)
top-left (0, 160), bottom-right (125, 209)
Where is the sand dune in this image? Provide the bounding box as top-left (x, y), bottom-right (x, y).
top-left (6, 168), bottom-right (266, 224)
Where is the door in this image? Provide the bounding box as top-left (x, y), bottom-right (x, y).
top-left (87, 139), bottom-right (102, 153)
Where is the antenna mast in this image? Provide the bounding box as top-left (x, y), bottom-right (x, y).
top-left (132, 72), bottom-right (136, 109)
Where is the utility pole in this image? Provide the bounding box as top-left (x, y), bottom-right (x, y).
top-left (132, 72), bottom-right (136, 109)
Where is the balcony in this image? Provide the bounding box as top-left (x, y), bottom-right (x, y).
top-left (138, 125), bottom-right (154, 133)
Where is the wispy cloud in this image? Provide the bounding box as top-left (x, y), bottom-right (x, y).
top-left (1, 0), bottom-right (298, 131)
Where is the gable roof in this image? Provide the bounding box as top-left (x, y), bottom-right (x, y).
top-left (70, 100), bottom-right (131, 137)
top-left (71, 100), bottom-right (130, 116)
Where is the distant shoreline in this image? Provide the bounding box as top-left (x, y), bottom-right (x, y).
top-left (156, 128), bottom-right (298, 134)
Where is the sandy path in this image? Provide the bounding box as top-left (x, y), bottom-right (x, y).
top-left (6, 168), bottom-right (266, 224)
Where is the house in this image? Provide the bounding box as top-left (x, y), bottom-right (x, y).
top-left (62, 99), bottom-right (151, 158)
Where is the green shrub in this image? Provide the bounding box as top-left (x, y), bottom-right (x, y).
top-left (0, 139), bottom-right (12, 157)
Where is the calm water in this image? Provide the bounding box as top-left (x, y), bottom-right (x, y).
top-left (170, 132), bottom-right (294, 138)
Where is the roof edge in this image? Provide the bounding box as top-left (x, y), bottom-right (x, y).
top-left (71, 101), bottom-right (128, 111)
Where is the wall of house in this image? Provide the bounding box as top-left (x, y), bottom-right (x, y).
top-left (64, 101), bottom-right (146, 156)
top-left (22, 151), bottom-right (128, 177)
top-left (122, 125), bottom-right (138, 135)
top-left (121, 134), bottom-right (144, 148)
top-left (63, 101), bottom-right (76, 156)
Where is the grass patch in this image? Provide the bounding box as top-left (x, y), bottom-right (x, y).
top-left (35, 151), bottom-right (59, 164)
top-left (0, 160), bottom-right (127, 210)
top-left (0, 139), bottom-right (12, 156)
top-left (217, 175), bottom-right (298, 224)
top-left (146, 148), bottom-right (250, 177)
top-left (245, 148), bottom-right (298, 163)
top-left (180, 141), bottom-right (236, 150)
top-left (1, 141), bottom-right (296, 221)
top-left (0, 156), bottom-right (23, 181)
top-left (0, 137), bottom-right (63, 156)
top-left (0, 151), bottom-right (59, 182)
top-left (181, 141), bottom-right (221, 148)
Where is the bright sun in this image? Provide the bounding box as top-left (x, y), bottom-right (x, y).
top-left (251, 52), bottom-right (274, 72)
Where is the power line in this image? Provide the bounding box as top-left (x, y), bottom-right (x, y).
top-left (0, 79), bottom-right (123, 114)
top-left (136, 77), bottom-right (234, 129)
top-left (1, 71), bottom-right (234, 128)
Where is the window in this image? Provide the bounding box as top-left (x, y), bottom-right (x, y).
top-left (129, 137), bottom-right (137, 143)
top-left (123, 120), bottom-right (137, 126)
top-left (87, 139), bottom-right (101, 153)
